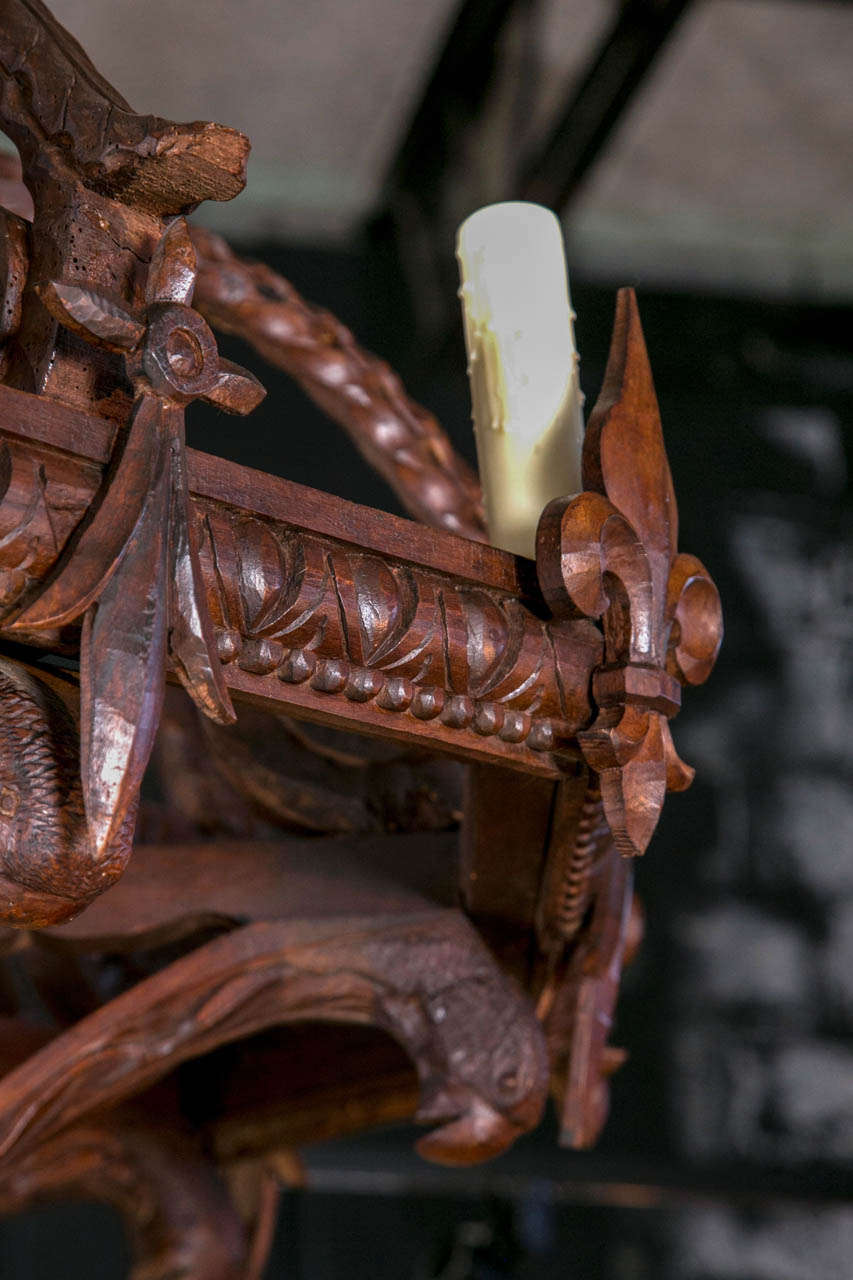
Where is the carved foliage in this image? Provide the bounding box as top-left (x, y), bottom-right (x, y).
top-left (3, 219), bottom-right (265, 859)
top-left (0, 0), bottom-right (249, 214)
top-left (537, 289), bottom-right (722, 856)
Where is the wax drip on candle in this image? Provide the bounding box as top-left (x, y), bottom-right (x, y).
top-left (456, 202), bottom-right (584, 558)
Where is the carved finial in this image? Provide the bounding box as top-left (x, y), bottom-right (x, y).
top-left (537, 289), bottom-right (722, 856)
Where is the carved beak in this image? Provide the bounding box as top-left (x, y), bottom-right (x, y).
top-left (415, 1092), bottom-right (524, 1167)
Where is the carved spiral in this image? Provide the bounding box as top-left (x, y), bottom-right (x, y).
top-left (551, 780), bottom-right (608, 943)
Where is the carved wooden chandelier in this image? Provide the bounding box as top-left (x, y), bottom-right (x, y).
top-left (0, 0), bottom-right (722, 1273)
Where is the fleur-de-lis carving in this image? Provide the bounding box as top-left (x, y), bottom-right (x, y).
top-left (4, 218), bottom-right (265, 856)
top-left (537, 289), bottom-right (722, 857)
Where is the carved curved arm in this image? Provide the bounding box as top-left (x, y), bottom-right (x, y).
top-left (0, 910), bottom-right (548, 1170)
top-left (191, 226), bottom-right (488, 542)
top-left (0, 1120), bottom-right (253, 1280)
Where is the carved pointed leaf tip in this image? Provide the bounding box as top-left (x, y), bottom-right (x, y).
top-left (36, 281), bottom-right (145, 353)
top-left (146, 218), bottom-right (198, 307)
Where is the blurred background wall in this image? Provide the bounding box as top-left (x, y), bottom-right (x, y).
top-left (1, 1), bottom-right (851, 1276)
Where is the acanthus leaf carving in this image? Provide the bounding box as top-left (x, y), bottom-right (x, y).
top-left (1, 214), bottom-right (266, 857)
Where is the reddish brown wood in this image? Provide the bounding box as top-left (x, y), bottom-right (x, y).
top-left (191, 225), bottom-right (487, 541)
top-left (44, 834), bottom-right (458, 951)
top-left (0, 384), bottom-right (601, 799)
top-left (542, 842), bottom-right (636, 1149)
top-left (0, 908), bottom-right (548, 1169)
top-left (536, 288), bottom-right (723, 856)
top-left (0, 1118), bottom-right (252, 1279)
top-left (0, 659), bottom-right (133, 925)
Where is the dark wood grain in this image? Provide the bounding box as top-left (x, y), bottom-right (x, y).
top-left (0, 909), bottom-right (548, 1169)
top-left (0, 386), bottom-right (602, 783)
top-left (0, 1116), bottom-right (253, 1280)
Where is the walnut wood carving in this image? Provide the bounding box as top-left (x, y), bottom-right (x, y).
top-left (0, 1118), bottom-right (254, 1280)
top-left (0, 381), bottom-right (601, 781)
top-left (542, 842), bottom-right (638, 1148)
top-left (191, 225), bottom-right (487, 542)
top-left (0, 909), bottom-right (548, 1170)
top-left (0, 0), bottom-right (723, 1256)
top-left (0, 152), bottom-right (486, 549)
top-left (537, 288), bottom-right (723, 857)
top-left (0, 658), bottom-right (133, 924)
top-left (0, 0), bottom-right (266, 864)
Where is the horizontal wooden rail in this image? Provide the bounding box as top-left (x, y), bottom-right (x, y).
top-left (0, 383), bottom-right (601, 777)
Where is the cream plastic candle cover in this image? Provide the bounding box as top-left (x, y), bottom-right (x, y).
top-left (456, 201), bottom-right (584, 558)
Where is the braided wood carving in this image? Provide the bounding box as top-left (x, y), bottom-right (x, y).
top-left (191, 225), bottom-right (487, 542)
top-left (537, 288), bottom-right (722, 858)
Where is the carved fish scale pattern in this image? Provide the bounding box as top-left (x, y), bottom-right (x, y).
top-left (0, 659), bottom-right (133, 922)
top-left (198, 502), bottom-right (601, 759)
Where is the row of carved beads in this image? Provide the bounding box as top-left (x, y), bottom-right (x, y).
top-left (214, 625), bottom-right (558, 753)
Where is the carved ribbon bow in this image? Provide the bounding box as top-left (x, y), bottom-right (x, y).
top-left (5, 219), bottom-right (265, 855)
top-left (537, 289), bottom-right (722, 856)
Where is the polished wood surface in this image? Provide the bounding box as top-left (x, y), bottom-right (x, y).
top-left (0, 0), bottom-right (721, 1271)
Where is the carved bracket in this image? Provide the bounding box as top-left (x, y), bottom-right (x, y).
top-left (537, 289), bottom-right (722, 856)
top-left (3, 219), bottom-right (264, 859)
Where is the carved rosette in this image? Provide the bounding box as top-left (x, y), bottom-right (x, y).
top-left (537, 288), bottom-right (722, 857)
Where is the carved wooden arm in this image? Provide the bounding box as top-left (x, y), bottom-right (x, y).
top-left (0, 386), bottom-right (602, 921)
top-left (0, 0), bottom-right (723, 1191)
top-left (0, 907), bottom-right (548, 1170)
top-left (0, 1116), bottom-right (255, 1280)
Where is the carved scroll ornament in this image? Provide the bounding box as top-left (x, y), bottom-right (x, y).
top-left (0, 0), bottom-right (269, 869)
top-left (0, 0), bottom-right (724, 1212)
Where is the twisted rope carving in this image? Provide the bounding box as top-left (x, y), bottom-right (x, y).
top-left (187, 225), bottom-right (608, 961)
top-left (550, 780), bottom-right (608, 944)
top-left (191, 226), bottom-right (487, 542)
